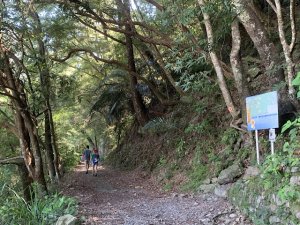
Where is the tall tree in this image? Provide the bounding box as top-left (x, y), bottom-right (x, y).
top-left (232, 0), bottom-right (297, 114)
top-left (230, 20), bottom-right (250, 123)
top-left (266, 0), bottom-right (297, 99)
top-left (119, 0), bottom-right (149, 126)
top-left (198, 0), bottom-right (239, 119)
top-left (29, 5), bottom-right (61, 182)
top-left (0, 49), bottom-right (48, 193)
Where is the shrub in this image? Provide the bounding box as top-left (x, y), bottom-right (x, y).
top-left (0, 184), bottom-right (77, 225)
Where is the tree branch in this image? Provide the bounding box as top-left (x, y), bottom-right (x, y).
top-left (289, 0), bottom-right (296, 53)
top-left (72, 13), bottom-right (126, 45)
top-left (266, 0), bottom-right (276, 12)
top-left (51, 48), bottom-right (129, 69)
top-left (0, 157), bottom-right (24, 166)
top-left (144, 0), bottom-right (165, 11)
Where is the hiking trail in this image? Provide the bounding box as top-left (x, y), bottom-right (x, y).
top-left (61, 163), bottom-right (252, 225)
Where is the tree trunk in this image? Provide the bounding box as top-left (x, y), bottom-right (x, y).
top-left (48, 107), bottom-right (61, 179)
top-left (0, 157), bottom-right (33, 202)
top-left (21, 109), bottom-right (48, 193)
top-left (1, 51), bottom-right (48, 193)
top-left (122, 0), bottom-right (149, 126)
top-left (137, 41), bottom-right (185, 96)
top-left (232, 0), bottom-right (283, 83)
top-left (44, 109), bottom-right (56, 181)
top-left (198, 0), bottom-right (239, 118)
top-left (232, 0), bottom-right (296, 114)
top-left (266, 0), bottom-right (297, 98)
top-left (28, 8), bottom-right (61, 181)
top-left (230, 20), bottom-right (250, 123)
top-left (18, 162), bottom-right (34, 202)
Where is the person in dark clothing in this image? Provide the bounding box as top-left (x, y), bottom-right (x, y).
top-left (83, 145), bottom-right (91, 174)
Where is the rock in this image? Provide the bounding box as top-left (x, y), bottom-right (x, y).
top-left (290, 176), bottom-right (300, 186)
top-left (218, 164), bottom-right (243, 185)
top-left (214, 184), bottom-right (232, 198)
top-left (202, 178), bottom-right (211, 184)
top-left (247, 67), bottom-right (261, 78)
top-left (171, 193), bottom-right (178, 198)
top-left (291, 203), bottom-right (300, 219)
top-left (55, 214), bottom-right (77, 225)
top-left (291, 167), bottom-right (300, 173)
top-left (229, 213), bottom-right (237, 218)
top-left (179, 193), bottom-right (189, 198)
top-left (269, 215), bottom-right (281, 224)
top-left (256, 195), bottom-right (264, 207)
top-left (243, 166), bottom-right (260, 180)
top-left (269, 204), bottom-right (277, 212)
top-left (211, 177), bottom-right (218, 183)
top-left (198, 184), bottom-right (217, 193)
top-left (272, 194), bottom-right (285, 206)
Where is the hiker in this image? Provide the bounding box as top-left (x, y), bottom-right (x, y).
top-left (83, 145), bottom-right (91, 174)
top-left (91, 148), bottom-right (100, 176)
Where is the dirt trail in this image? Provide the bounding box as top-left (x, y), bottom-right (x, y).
top-left (61, 163), bottom-right (252, 225)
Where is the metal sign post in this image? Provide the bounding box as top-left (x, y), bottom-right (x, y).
top-left (255, 130), bottom-right (260, 165)
top-left (246, 91), bottom-right (279, 165)
top-left (269, 128), bottom-right (276, 155)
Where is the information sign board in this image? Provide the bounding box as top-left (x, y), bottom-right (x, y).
top-left (246, 91), bottom-right (279, 131)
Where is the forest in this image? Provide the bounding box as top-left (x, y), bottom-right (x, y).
top-left (1, 0), bottom-right (300, 224)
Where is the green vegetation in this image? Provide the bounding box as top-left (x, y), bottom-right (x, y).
top-left (229, 117), bottom-right (300, 224)
top-left (1, 0), bottom-right (300, 224)
top-left (0, 184), bottom-right (77, 225)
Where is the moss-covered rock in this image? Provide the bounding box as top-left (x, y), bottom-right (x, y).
top-left (228, 177), bottom-right (300, 224)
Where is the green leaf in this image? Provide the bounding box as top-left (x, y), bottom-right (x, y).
top-left (292, 72), bottom-right (300, 86)
top-left (283, 142), bottom-right (290, 152)
top-left (281, 120), bottom-right (292, 133)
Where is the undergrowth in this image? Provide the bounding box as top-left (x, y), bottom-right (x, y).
top-left (0, 184), bottom-right (78, 225)
top-left (229, 118), bottom-right (300, 224)
top-left (106, 74), bottom-right (248, 192)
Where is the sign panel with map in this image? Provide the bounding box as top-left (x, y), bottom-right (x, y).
top-left (246, 91), bottom-right (279, 131)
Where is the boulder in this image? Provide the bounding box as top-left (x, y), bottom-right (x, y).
top-left (243, 166), bottom-right (260, 180)
top-left (211, 177), bottom-right (218, 183)
top-left (269, 215), bottom-right (281, 224)
top-left (271, 194), bottom-right (285, 206)
top-left (291, 167), bottom-right (300, 173)
top-left (218, 164), bottom-right (243, 184)
top-left (198, 184), bottom-right (217, 193)
top-left (202, 178), bottom-right (211, 184)
top-left (214, 184), bottom-right (232, 198)
top-left (291, 203), bottom-right (300, 220)
top-left (55, 214), bottom-right (77, 225)
top-left (290, 176), bottom-right (300, 186)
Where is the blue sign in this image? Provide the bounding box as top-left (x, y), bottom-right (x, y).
top-left (246, 91), bottom-right (279, 131)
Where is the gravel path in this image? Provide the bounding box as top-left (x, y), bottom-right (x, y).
top-left (61, 163), bottom-right (252, 225)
